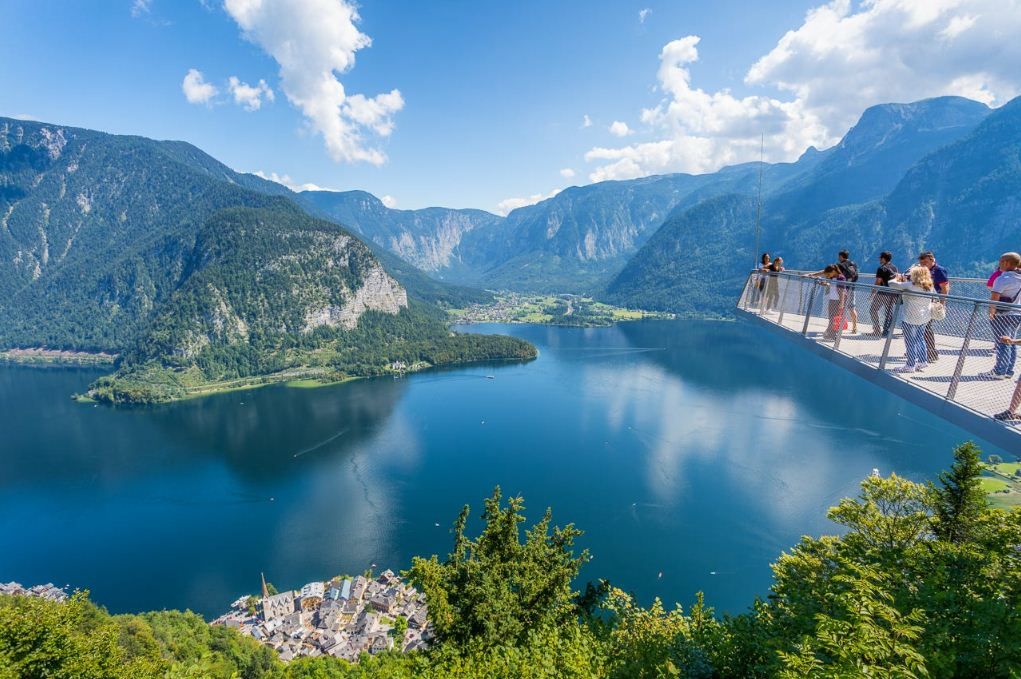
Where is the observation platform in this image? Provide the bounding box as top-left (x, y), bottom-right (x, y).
top-left (737, 270), bottom-right (1021, 453)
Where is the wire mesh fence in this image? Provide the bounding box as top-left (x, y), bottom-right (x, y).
top-left (738, 270), bottom-right (1021, 435)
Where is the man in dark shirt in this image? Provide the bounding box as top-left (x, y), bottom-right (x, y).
top-left (919, 251), bottom-right (949, 362)
top-left (869, 251), bottom-right (898, 336)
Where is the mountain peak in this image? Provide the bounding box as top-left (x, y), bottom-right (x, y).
top-left (839, 96), bottom-right (991, 156)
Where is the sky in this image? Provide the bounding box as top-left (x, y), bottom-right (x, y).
top-left (3, 0), bottom-right (1020, 213)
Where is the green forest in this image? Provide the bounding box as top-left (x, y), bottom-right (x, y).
top-left (2, 442), bottom-right (1018, 678)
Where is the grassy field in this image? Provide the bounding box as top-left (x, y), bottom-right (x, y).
top-left (982, 461), bottom-right (1021, 510)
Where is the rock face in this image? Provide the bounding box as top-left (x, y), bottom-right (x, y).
top-left (298, 190), bottom-right (500, 276)
top-left (129, 206), bottom-right (412, 368)
top-left (304, 265), bottom-right (408, 333)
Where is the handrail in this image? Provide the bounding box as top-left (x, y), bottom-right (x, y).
top-left (738, 269), bottom-right (1021, 441)
top-left (748, 269), bottom-right (1019, 312)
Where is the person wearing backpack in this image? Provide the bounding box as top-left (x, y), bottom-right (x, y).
top-left (836, 250), bottom-right (859, 334)
top-left (982, 252), bottom-right (1021, 380)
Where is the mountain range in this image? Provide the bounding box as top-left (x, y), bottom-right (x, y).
top-left (0, 118), bottom-right (533, 402)
top-left (3, 93), bottom-right (1018, 400)
top-left (281, 95), bottom-right (1010, 316)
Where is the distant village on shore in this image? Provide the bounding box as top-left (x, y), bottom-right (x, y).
top-left (2, 571), bottom-right (431, 665)
top-left (212, 569), bottom-right (431, 663)
top-left (0, 581), bottom-right (68, 602)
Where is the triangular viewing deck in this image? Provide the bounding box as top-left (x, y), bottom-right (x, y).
top-left (737, 270), bottom-right (1021, 453)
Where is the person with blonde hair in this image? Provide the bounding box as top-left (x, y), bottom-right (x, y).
top-left (889, 266), bottom-right (935, 373)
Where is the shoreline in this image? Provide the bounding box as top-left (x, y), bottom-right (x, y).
top-left (1, 348), bottom-right (117, 366)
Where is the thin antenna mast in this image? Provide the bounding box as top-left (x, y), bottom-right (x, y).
top-left (753, 132), bottom-right (764, 269)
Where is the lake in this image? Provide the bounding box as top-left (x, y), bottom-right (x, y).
top-left (0, 320), bottom-right (998, 618)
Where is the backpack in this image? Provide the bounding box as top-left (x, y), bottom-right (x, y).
top-left (838, 260), bottom-right (859, 283)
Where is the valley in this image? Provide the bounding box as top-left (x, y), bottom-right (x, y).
top-left (447, 292), bottom-right (674, 327)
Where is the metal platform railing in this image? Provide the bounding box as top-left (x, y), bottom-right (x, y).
top-left (738, 269), bottom-right (1021, 442)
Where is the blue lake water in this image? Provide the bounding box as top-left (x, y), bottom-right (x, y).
top-left (0, 320), bottom-right (998, 618)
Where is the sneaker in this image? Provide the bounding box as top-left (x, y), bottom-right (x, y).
top-left (915, 362), bottom-right (929, 372)
top-left (894, 365), bottom-right (916, 373)
top-left (993, 411), bottom-right (1021, 422)
top-left (979, 370), bottom-right (1012, 380)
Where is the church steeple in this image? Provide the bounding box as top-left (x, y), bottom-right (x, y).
top-left (261, 572), bottom-right (269, 599)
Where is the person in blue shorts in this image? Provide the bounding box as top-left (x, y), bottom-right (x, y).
top-left (918, 251), bottom-right (949, 362)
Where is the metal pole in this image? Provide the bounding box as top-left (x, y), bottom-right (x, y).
top-left (777, 275), bottom-right (793, 325)
top-left (947, 300), bottom-right (979, 402)
top-left (879, 298), bottom-right (903, 370)
top-left (752, 132), bottom-right (763, 270)
top-left (833, 284), bottom-right (849, 351)
top-left (802, 282), bottom-right (818, 337)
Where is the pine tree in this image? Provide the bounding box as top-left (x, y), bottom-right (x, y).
top-left (930, 441), bottom-right (986, 544)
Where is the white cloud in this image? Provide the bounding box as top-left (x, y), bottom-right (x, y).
top-left (381, 195), bottom-right (397, 208)
top-left (495, 188), bottom-right (561, 216)
top-left (745, 0), bottom-right (1021, 132)
top-left (131, 0), bottom-right (151, 18)
top-left (586, 36), bottom-right (827, 181)
top-left (940, 14), bottom-right (977, 39)
top-left (181, 68), bottom-right (218, 105)
top-left (228, 76), bottom-right (274, 111)
top-left (586, 0), bottom-right (1021, 182)
top-left (582, 114), bottom-right (592, 128)
top-left (223, 0), bottom-right (404, 166)
top-left (639, 8), bottom-right (651, 23)
top-left (251, 169), bottom-right (334, 192)
top-left (559, 168), bottom-right (576, 179)
top-left (608, 120), bottom-right (634, 137)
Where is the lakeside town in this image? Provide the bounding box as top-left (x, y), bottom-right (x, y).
top-left (448, 292), bottom-right (674, 327)
top-left (0, 581), bottom-right (68, 602)
top-left (212, 569), bottom-right (431, 663)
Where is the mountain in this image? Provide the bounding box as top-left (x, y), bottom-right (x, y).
top-left (604, 96), bottom-right (1001, 314)
top-left (291, 154), bottom-right (826, 295)
top-left (768, 96), bottom-right (990, 218)
top-left (303, 96), bottom-right (989, 300)
top-left (0, 117), bottom-right (533, 402)
top-left (604, 194), bottom-right (758, 316)
top-left (298, 189), bottom-right (501, 278)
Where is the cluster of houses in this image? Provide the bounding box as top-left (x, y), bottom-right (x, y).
top-left (0, 581), bottom-right (67, 602)
top-left (212, 569), bottom-right (431, 663)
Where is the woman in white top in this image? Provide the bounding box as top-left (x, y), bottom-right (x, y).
top-left (889, 266), bottom-right (935, 372)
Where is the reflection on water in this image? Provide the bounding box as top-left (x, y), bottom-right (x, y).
top-left (0, 320), bottom-right (996, 617)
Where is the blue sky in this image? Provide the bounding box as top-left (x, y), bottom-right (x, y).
top-left (4, 1), bottom-right (1020, 213)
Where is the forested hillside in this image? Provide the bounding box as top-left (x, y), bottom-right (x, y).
top-left (0, 118), bottom-right (532, 402)
top-left (3, 442), bottom-right (1018, 677)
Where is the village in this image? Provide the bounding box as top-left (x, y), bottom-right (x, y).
top-left (0, 581), bottom-right (68, 602)
top-left (212, 569), bottom-right (431, 663)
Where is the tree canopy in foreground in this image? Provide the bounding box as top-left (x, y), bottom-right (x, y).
top-left (1, 442), bottom-right (1018, 678)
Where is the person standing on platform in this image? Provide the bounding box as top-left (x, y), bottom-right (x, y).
top-left (764, 256), bottom-right (784, 311)
top-left (836, 250), bottom-right (860, 334)
top-left (918, 251), bottom-right (949, 362)
top-left (820, 265), bottom-right (847, 340)
top-left (869, 251), bottom-right (898, 337)
top-left (982, 252), bottom-right (1021, 380)
top-left (994, 333), bottom-right (1021, 423)
top-left (751, 253), bottom-right (771, 305)
top-left (889, 266), bottom-right (934, 373)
